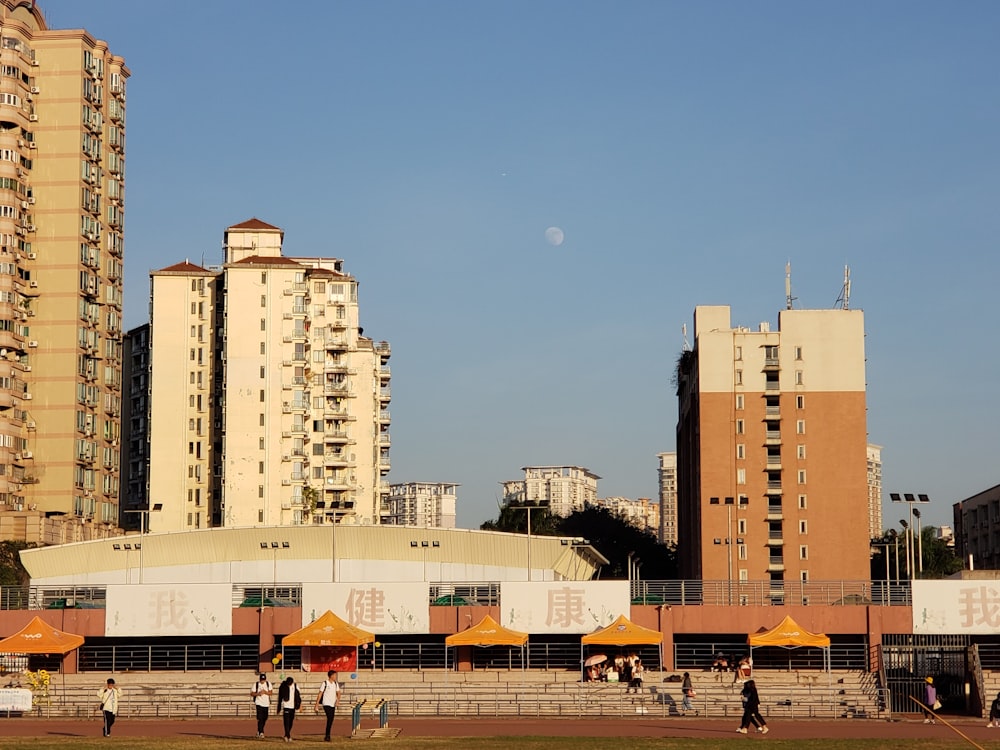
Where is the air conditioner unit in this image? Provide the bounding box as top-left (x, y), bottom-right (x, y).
top-left (25, 225), bottom-right (35, 232)
top-left (30, 87), bottom-right (39, 94)
top-left (21, 451), bottom-right (32, 459)
top-left (27, 252), bottom-right (36, 260)
top-left (27, 197), bottom-right (34, 204)
top-left (20, 201), bottom-right (28, 209)
top-left (22, 365), bottom-right (30, 372)
top-left (22, 393), bottom-right (31, 400)
top-left (28, 114), bottom-right (37, 122)
top-left (28, 340), bottom-right (38, 347)
top-left (28, 280), bottom-right (37, 287)
top-left (26, 421), bottom-right (35, 430)
top-left (30, 60), bottom-right (38, 67)
top-left (28, 142), bottom-right (36, 150)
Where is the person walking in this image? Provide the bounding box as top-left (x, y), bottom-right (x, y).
top-left (681, 672), bottom-right (695, 714)
top-left (98, 678), bottom-right (121, 737)
top-left (314, 669), bottom-right (342, 742)
top-left (923, 676), bottom-right (938, 724)
top-left (737, 678), bottom-right (768, 734)
top-left (277, 676), bottom-right (302, 742)
top-left (251, 672), bottom-right (273, 738)
top-left (987, 690), bottom-right (1000, 727)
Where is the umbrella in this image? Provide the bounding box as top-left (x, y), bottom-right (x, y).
top-left (584, 653), bottom-right (607, 667)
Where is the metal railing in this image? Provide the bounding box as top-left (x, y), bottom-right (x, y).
top-left (0, 580), bottom-right (913, 611)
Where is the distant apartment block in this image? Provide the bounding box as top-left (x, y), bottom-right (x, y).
top-left (140, 219), bottom-right (390, 532)
top-left (502, 466), bottom-right (599, 517)
top-left (953, 484), bottom-right (1000, 570)
top-left (658, 452), bottom-right (677, 545)
top-left (385, 482), bottom-right (458, 528)
top-left (676, 305), bottom-right (871, 588)
top-left (867, 444), bottom-right (883, 538)
top-left (0, 2), bottom-right (129, 538)
top-left (592, 495), bottom-right (660, 537)
top-left (120, 324), bottom-right (149, 530)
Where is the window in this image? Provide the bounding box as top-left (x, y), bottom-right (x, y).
top-left (258, 461), bottom-right (264, 474)
top-left (799, 520), bottom-right (808, 534)
top-left (261, 272), bottom-right (266, 283)
top-left (798, 495), bottom-right (807, 510)
top-left (258, 485), bottom-right (264, 498)
top-left (260, 295), bottom-right (266, 307)
top-left (259, 414), bottom-right (265, 426)
top-left (796, 394), bottom-right (805, 409)
top-left (735, 369), bottom-right (743, 385)
top-left (738, 544), bottom-right (747, 560)
top-left (796, 420), bottom-right (805, 435)
top-left (259, 389), bottom-right (265, 402)
top-left (709, 497), bottom-right (720, 505)
top-left (735, 419), bottom-right (744, 435)
top-left (739, 569), bottom-right (748, 582)
top-left (737, 468), bottom-right (746, 484)
top-left (739, 494), bottom-right (749, 506)
top-left (800, 571), bottom-right (809, 582)
top-left (260, 318), bottom-right (266, 331)
top-left (797, 469), bottom-right (806, 484)
top-left (795, 370), bottom-right (803, 385)
top-left (259, 366), bottom-right (265, 379)
top-left (797, 444), bottom-right (806, 459)
top-left (800, 545), bottom-right (808, 559)
top-left (735, 346), bottom-right (742, 360)
top-left (794, 346), bottom-right (803, 360)
top-left (258, 509), bottom-right (264, 522)
top-left (738, 519), bottom-right (747, 534)
top-left (735, 394), bottom-right (744, 410)
top-left (259, 437), bottom-right (265, 450)
top-left (736, 444), bottom-right (745, 459)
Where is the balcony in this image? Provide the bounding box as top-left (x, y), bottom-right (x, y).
top-left (765, 481), bottom-right (783, 495)
top-left (766, 505), bottom-right (783, 521)
top-left (766, 534), bottom-right (784, 546)
top-left (764, 431), bottom-right (782, 445)
top-left (323, 430), bottom-right (349, 443)
top-left (378, 411), bottom-right (390, 423)
top-left (324, 453), bottom-right (350, 467)
top-left (765, 456), bottom-right (782, 470)
top-left (763, 356), bottom-right (780, 371)
top-left (765, 405), bottom-right (780, 418)
top-left (764, 379), bottom-right (780, 392)
top-left (324, 337), bottom-right (349, 350)
top-left (767, 557), bottom-right (785, 572)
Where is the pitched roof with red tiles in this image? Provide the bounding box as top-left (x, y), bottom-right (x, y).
top-left (152, 260), bottom-right (214, 274)
top-left (227, 217), bottom-right (282, 232)
top-left (229, 254), bottom-right (301, 266)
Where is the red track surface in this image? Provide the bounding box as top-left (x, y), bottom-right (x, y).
top-left (2, 714), bottom-right (998, 741)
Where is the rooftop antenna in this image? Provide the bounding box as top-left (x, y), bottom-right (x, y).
top-left (785, 262), bottom-right (796, 310)
top-left (835, 265), bottom-right (851, 310)
top-left (681, 323), bottom-right (690, 351)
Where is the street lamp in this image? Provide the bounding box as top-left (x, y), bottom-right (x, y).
top-left (899, 520), bottom-right (910, 579)
top-left (890, 493), bottom-right (930, 579)
top-left (410, 539), bottom-right (440, 581)
top-left (121, 503), bottom-right (161, 583)
top-left (508, 502), bottom-right (542, 581)
top-left (111, 542), bottom-right (140, 584)
top-left (260, 541), bottom-right (291, 600)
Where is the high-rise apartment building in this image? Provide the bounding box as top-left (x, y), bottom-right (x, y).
top-left (144, 219), bottom-right (390, 532)
top-left (0, 2), bottom-right (127, 530)
top-left (386, 482), bottom-right (458, 528)
top-left (592, 495), bottom-right (660, 537)
top-left (502, 466), bottom-right (599, 518)
top-left (953, 484), bottom-right (1000, 570)
top-left (657, 452), bottom-right (677, 545)
top-left (675, 305), bottom-right (871, 589)
top-left (867, 443), bottom-right (883, 538)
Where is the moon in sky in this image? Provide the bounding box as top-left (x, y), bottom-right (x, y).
top-left (545, 226), bottom-right (565, 246)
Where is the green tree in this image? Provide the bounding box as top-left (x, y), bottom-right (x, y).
top-left (0, 540), bottom-right (33, 586)
top-left (480, 503), bottom-right (677, 579)
top-left (919, 525), bottom-right (963, 578)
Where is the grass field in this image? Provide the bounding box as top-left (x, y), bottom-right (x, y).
top-left (5, 738), bottom-right (1000, 749)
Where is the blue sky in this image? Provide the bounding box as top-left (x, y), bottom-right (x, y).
top-left (42, 1), bottom-right (1000, 531)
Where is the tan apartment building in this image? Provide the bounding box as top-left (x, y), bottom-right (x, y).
top-left (502, 466), bottom-right (600, 518)
top-left (0, 2), bottom-right (127, 531)
top-left (146, 219), bottom-right (391, 532)
top-left (953, 484), bottom-right (1000, 570)
top-left (592, 495), bottom-right (660, 537)
top-left (867, 443), bottom-right (883, 538)
top-left (675, 305), bottom-right (870, 592)
top-left (658, 451), bottom-right (677, 546)
top-left (386, 482), bottom-right (458, 528)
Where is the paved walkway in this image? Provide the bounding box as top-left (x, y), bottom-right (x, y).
top-left (0, 714), bottom-right (995, 742)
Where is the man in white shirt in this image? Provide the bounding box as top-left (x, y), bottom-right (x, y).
top-left (98, 678), bottom-right (121, 737)
top-left (314, 669), bottom-right (342, 742)
top-left (251, 673), bottom-right (272, 738)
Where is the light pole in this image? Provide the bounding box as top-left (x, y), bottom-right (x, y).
top-left (260, 541), bottom-right (291, 601)
top-left (508, 502), bottom-right (541, 581)
top-left (890, 493), bottom-right (930, 580)
top-left (914, 508), bottom-right (924, 576)
top-left (122, 503), bottom-right (162, 583)
top-left (410, 539), bottom-right (440, 581)
top-left (111, 542), bottom-right (138, 584)
top-left (899, 520), bottom-right (910, 579)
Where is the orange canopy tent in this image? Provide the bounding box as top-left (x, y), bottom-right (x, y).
top-left (747, 615), bottom-right (831, 674)
top-left (445, 615), bottom-right (528, 671)
top-left (281, 610), bottom-right (373, 648)
top-left (0, 616), bottom-right (84, 655)
top-left (281, 610), bottom-right (374, 673)
top-left (580, 614), bottom-right (663, 678)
